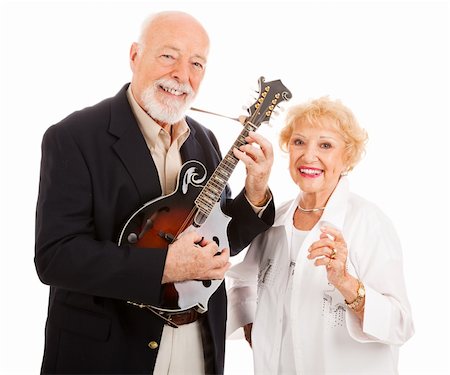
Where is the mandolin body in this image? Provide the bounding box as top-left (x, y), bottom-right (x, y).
top-left (118, 160), bottom-right (230, 312)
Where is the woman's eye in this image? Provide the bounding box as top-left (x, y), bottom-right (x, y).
top-left (320, 143), bottom-right (332, 149)
top-left (293, 139), bottom-right (304, 146)
top-left (161, 54), bottom-right (174, 60)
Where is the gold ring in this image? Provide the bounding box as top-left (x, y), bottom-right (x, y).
top-left (330, 248), bottom-right (337, 259)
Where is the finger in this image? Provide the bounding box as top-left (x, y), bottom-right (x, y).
top-left (321, 226), bottom-right (345, 243)
top-left (202, 240), bottom-right (220, 256)
top-left (212, 247), bottom-right (230, 266)
top-left (232, 147), bottom-right (257, 166)
top-left (198, 236), bottom-right (221, 248)
top-left (195, 236), bottom-right (206, 247)
top-left (313, 256), bottom-right (333, 268)
top-left (308, 245), bottom-right (334, 260)
top-left (215, 262), bottom-right (231, 279)
top-left (330, 247), bottom-right (337, 259)
top-left (238, 144), bottom-right (265, 163)
top-left (182, 230), bottom-right (204, 244)
top-left (319, 232), bottom-right (330, 240)
top-left (309, 238), bottom-right (336, 252)
top-left (247, 131), bottom-right (274, 158)
top-left (315, 256), bottom-right (344, 270)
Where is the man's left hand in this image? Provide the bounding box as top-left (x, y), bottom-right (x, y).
top-left (232, 131), bottom-right (273, 206)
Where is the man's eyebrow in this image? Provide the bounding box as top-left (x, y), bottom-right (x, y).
top-left (193, 53), bottom-right (207, 63)
top-left (160, 45), bottom-right (207, 62)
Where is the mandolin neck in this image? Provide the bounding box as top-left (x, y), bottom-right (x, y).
top-left (194, 121), bottom-right (259, 217)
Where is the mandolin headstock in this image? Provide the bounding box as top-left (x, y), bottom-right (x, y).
top-left (244, 76), bottom-right (292, 128)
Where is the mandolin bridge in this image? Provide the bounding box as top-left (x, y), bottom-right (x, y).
top-left (158, 231), bottom-right (175, 243)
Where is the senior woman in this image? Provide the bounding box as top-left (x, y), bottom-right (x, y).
top-left (226, 97), bottom-right (414, 374)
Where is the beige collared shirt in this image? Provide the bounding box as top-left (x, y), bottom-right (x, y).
top-left (127, 86), bottom-right (190, 195)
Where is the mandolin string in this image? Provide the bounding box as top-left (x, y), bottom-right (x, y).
top-left (173, 87), bottom-right (267, 244)
top-left (173, 207), bottom-right (198, 243)
top-left (171, 120), bottom-right (258, 244)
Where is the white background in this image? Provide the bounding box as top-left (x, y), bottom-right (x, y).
top-left (1, 0), bottom-right (449, 374)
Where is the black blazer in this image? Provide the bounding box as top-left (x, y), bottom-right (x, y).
top-left (35, 84), bottom-right (274, 374)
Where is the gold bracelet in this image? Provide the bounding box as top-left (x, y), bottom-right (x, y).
top-left (253, 190), bottom-right (271, 207)
top-left (345, 280), bottom-right (365, 311)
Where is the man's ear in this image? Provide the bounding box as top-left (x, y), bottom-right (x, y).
top-left (129, 42), bottom-right (140, 72)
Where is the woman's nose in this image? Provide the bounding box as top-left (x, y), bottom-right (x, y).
top-left (302, 145), bottom-right (318, 163)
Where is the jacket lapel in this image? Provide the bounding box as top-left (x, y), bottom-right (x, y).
top-left (180, 118), bottom-right (204, 162)
top-left (108, 84), bottom-right (162, 202)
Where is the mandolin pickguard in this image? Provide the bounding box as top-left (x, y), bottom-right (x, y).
top-left (166, 202), bottom-right (230, 313)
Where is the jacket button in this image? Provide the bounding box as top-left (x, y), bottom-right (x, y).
top-left (148, 341), bottom-right (159, 350)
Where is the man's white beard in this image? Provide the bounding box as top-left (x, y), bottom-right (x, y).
top-left (141, 78), bottom-right (195, 125)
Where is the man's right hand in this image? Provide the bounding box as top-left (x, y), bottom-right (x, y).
top-left (162, 231), bottom-right (230, 284)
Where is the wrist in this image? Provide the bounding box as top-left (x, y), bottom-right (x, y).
top-left (336, 275), bottom-right (358, 300)
top-left (248, 189), bottom-right (271, 207)
top-left (344, 279), bottom-right (366, 312)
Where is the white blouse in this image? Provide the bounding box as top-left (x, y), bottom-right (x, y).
top-left (279, 228), bottom-right (308, 374)
top-left (226, 177), bottom-right (414, 375)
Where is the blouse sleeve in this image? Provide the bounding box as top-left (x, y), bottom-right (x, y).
top-left (225, 235), bottom-right (263, 337)
top-left (346, 207), bottom-right (415, 345)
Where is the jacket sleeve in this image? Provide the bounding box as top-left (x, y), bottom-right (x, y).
top-left (34, 124), bottom-right (166, 305)
top-left (224, 189), bottom-right (275, 255)
top-left (345, 208), bottom-right (415, 346)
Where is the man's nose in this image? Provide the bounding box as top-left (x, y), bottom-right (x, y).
top-left (170, 59), bottom-right (190, 83)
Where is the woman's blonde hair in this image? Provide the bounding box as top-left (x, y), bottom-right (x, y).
top-left (279, 96), bottom-right (368, 171)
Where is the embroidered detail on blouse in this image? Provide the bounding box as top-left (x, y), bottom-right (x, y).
top-left (258, 258), bottom-right (274, 289)
top-left (289, 261), bottom-right (296, 276)
top-left (322, 284), bottom-right (346, 328)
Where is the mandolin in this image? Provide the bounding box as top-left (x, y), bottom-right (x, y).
top-left (118, 76), bottom-right (292, 313)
